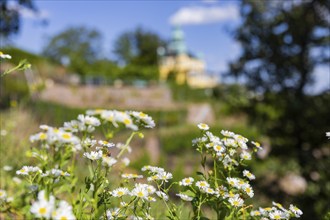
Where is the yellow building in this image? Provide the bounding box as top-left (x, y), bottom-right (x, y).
top-left (158, 26), bottom-right (218, 88)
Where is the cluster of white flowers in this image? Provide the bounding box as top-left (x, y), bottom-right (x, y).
top-left (64, 114), bottom-right (101, 133)
top-left (130, 183), bottom-right (156, 201)
top-left (41, 168), bottom-right (70, 178)
top-left (176, 193), bottom-right (193, 201)
top-left (30, 126), bottom-right (80, 147)
top-left (16, 166), bottom-right (42, 175)
top-left (141, 165), bottom-right (173, 182)
top-left (250, 202), bottom-right (303, 219)
top-left (129, 111), bottom-right (155, 128)
top-left (83, 150), bottom-right (103, 160)
top-left (121, 173), bottom-right (143, 179)
top-left (30, 190), bottom-right (75, 219)
top-left (86, 109), bottom-right (155, 130)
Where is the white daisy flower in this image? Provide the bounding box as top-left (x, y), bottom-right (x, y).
top-left (203, 187), bottom-right (216, 195)
top-left (106, 208), bottom-right (120, 220)
top-left (83, 150), bottom-right (102, 161)
top-left (141, 165), bottom-right (164, 173)
top-left (250, 210), bottom-right (262, 216)
top-left (176, 193), bottom-right (193, 201)
top-left (78, 114), bottom-right (100, 127)
top-left (289, 204), bottom-right (303, 217)
top-left (269, 210), bottom-right (286, 219)
top-left (197, 123), bottom-right (209, 131)
top-left (0, 189), bottom-right (7, 200)
top-left (226, 177), bottom-right (240, 188)
top-left (223, 138), bottom-right (238, 147)
top-left (30, 190), bottom-right (55, 219)
top-left (98, 140), bottom-right (115, 148)
top-left (111, 187), bottom-right (129, 197)
top-left (243, 170), bottom-right (256, 180)
top-left (52, 200), bottom-right (76, 220)
top-left (16, 166), bottom-right (41, 175)
top-left (3, 165), bottom-right (13, 171)
top-left (195, 181), bottom-right (210, 189)
top-left (121, 173), bottom-right (143, 179)
top-left (102, 156), bottom-right (117, 167)
top-left (213, 144), bottom-right (226, 153)
top-left (243, 185), bottom-right (254, 198)
top-left (0, 51), bottom-right (12, 59)
top-left (221, 130), bottom-right (235, 137)
top-left (131, 184), bottom-right (149, 199)
top-left (156, 171), bottom-right (173, 182)
top-left (155, 191), bottom-right (168, 201)
top-left (240, 151), bottom-right (252, 160)
top-left (129, 111), bottom-right (155, 128)
top-left (251, 141), bottom-right (263, 150)
top-left (228, 196), bottom-right (244, 207)
top-left (179, 177), bottom-right (194, 186)
top-left (122, 157), bottom-right (130, 166)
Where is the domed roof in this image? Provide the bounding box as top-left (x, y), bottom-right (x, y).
top-left (168, 26), bottom-right (187, 55)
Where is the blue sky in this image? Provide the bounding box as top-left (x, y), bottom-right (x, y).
top-left (11, 0), bottom-right (329, 93)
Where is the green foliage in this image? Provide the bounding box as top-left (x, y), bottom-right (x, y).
top-left (0, 71), bottom-right (30, 108)
top-left (230, 0), bottom-right (329, 95)
top-left (42, 26), bottom-right (103, 76)
top-left (119, 64), bottom-right (159, 81)
top-left (29, 101), bottom-right (85, 126)
top-left (113, 27), bottom-right (166, 66)
top-left (229, 1), bottom-right (330, 218)
top-left (0, 0), bottom-right (36, 38)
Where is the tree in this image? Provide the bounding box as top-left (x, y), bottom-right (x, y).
top-left (42, 26), bottom-right (103, 76)
top-left (230, 0), bottom-right (329, 96)
top-left (229, 1), bottom-right (330, 219)
top-left (0, 0), bottom-right (36, 38)
top-left (113, 27), bottom-right (165, 66)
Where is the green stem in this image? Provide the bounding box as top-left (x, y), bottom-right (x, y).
top-left (116, 132), bottom-right (136, 159)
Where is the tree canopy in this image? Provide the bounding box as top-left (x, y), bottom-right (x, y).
top-left (0, 0), bottom-right (37, 38)
top-left (42, 26), bottom-right (103, 76)
top-left (229, 1), bottom-right (330, 218)
top-left (230, 0), bottom-right (329, 96)
top-left (113, 27), bottom-right (166, 66)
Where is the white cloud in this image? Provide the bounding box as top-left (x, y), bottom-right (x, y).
top-left (169, 5), bottom-right (239, 26)
top-left (20, 7), bottom-right (49, 20)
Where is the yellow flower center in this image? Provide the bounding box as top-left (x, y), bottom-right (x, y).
top-left (123, 118), bottom-right (131, 125)
top-left (60, 217), bottom-right (68, 220)
top-left (137, 191), bottom-right (144, 197)
top-left (274, 215), bottom-right (281, 219)
top-left (62, 133), bottom-right (71, 139)
top-left (233, 201), bottom-right (239, 206)
top-left (38, 207), bottom-right (47, 215)
top-left (39, 133), bottom-right (47, 140)
top-left (118, 191), bottom-right (124, 196)
top-left (185, 179), bottom-right (191, 183)
top-left (139, 112), bottom-right (146, 117)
